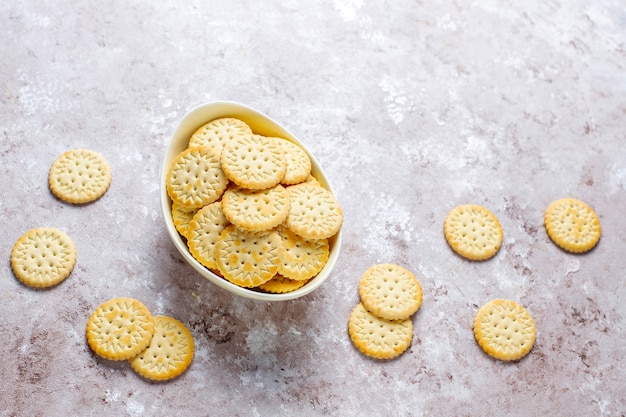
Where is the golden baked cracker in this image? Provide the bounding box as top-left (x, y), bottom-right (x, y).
top-left (221, 184), bottom-right (290, 232)
top-left (257, 274), bottom-right (309, 294)
top-left (86, 298), bottom-right (154, 361)
top-left (269, 137), bottom-right (311, 185)
top-left (187, 202), bottom-right (231, 271)
top-left (220, 134), bottom-right (286, 190)
top-left (443, 204), bottom-right (503, 261)
top-left (359, 264), bottom-right (423, 321)
top-left (129, 315), bottom-right (194, 381)
top-left (348, 303), bottom-right (413, 360)
top-left (215, 225), bottom-right (281, 288)
top-left (285, 183), bottom-right (343, 240)
top-left (10, 227), bottom-right (77, 288)
top-left (166, 146), bottom-right (229, 209)
top-left (171, 202), bottom-right (198, 239)
top-left (302, 175), bottom-right (320, 186)
top-left (544, 198), bottom-right (601, 253)
top-left (473, 299), bottom-right (536, 361)
top-left (188, 117), bottom-right (252, 154)
top-left (276, 225), bottom-right (329, 281)
top-left (48, 149), bottom-right (112, 204)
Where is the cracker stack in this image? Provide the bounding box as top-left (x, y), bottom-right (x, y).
top-left (348, 264), bottom-right (423, 360)
top-left (86, 297), bottom-right (194, 381)
top-left (166, 117), bottom-right (343, 294)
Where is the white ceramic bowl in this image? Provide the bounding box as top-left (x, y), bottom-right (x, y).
top-left (160, 101), bottom-right (342, 301)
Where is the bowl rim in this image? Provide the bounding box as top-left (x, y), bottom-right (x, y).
top-left (160, 101), bottom-right (342, 301)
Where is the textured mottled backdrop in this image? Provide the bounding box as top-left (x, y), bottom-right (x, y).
top-left (1, 0), bottom-right (625, 416)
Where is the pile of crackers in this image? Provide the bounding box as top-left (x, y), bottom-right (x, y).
top-left (166, 117), bottom-right (343, 293)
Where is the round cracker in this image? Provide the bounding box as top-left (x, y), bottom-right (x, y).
top-left (473, 299), bottom-right (536, 361)
top-left (257, 274), bottom-right (309, 294)
top-left (285, 183), bottom-right (343, 240)
top-left (544, 198), bottom-right (601, 253)
top-left (86, 298), bottom-right (154, 361)
top-left (129, 315), bottom-right (194, 381)
top-left (166, 146), bottom-right (229, 209)
top-left (188, 117), bottom-right (252, 154)
top-left (220, 134), bottom-right (286, 190)
top-left (270, 137), bottom-right (312, 185)
top-left (443, 204), bottom-right (503, 261)
top-left (348, 303), bottom-right (413, 360)
top-left (276, 225), bottom-right (329, 281)
top-left (10, 227), bottom-right (77, 288)
top-left (48, 149), bottom-right (112, 204)
top-left (359, 264), bottom-right (423, 321)
top-left (221, 184), bottom-right (290, 232)
top-left (187, 202), bottom-right (231, 271)
top-left (171, 202), bottom-right (198, 239)
top-left (215, 225), bottom-right (281, 288)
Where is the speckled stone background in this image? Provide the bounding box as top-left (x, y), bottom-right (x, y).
top-left (1, 0), bottom-right (625, 416)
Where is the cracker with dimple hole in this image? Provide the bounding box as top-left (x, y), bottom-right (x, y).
top-left (86, 298), bottom-right (154, 361)
top-left (188, 117), bottom-right (253, 154)
top-left (268, 137), bottom-right (311, 185)
top-left (166, 146), bottom-right (229, 209)
top-left (257, 274), bottom-right (309, 294)
top-left (221, 184), bottom-right (290, 232)
top-left (10, 227), bottom-right (77, 288)
top-left (215, 225), bottom-right (282, 288)
top-left (49, 149), bottom-right (112, 204)
top-left (348, 303), bottom-right (413, 360)
top-left (276, 225), bottom-right (329, 281)
top-left (544, 198), bottom-right (601, 253)
top-left (285, 183), bottom-right (343, 240)
top-left (187, 202), bottom-right (231, 270)
top-left (129, 315), bottom-right (194, 381)
top-left (171, 202), bottom-right (198, 239)
top-left (473, 299), bottom-right (536, 361)
top-left (220, 134), bottom-right (286, 190)
top-left (443, 204), bottom-right (503, 261)
top-left (359, 264), bottom-right (423, 321)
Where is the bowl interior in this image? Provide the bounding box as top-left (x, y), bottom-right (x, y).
top-left (160, 101), bottom-right (342, 301)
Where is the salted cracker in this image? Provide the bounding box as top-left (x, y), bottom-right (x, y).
top-left (269, 136), bottom-right (311, 185)
top-left (285, 183), bottom-right (343, 240)
top-left (544, 198), bottom-right (601, 253)
top-left (221, 184), bottom-right (290, 232)
top-left (48, 149), bottom-right (112, 204)
top-left (473, 299), bottom-right (536, 361)
top-left (220, 134), bottom-right (286, 190)
top-left (348, 303), bottom-right (413, 360)
top-left (86, 298), bottom-right (154, 361)
top-left (358, 264), bottom-right (423, 321)
top-left (257, 274), bottom-right (309, 294)
top-left (276, 225), bottom-right (329, 281)
top-left (187, 202), bottom-right (231, 271)
top-left (10, 227), bottom-right (77, 288)
top-left (215, 225), bottom-right (282, 288)
top-left (171, 202), bottom-right (198, 239)
top-left (166, 146), bottom-right (229, 209)
top-left (188, 117), bottom-right (253, 154)
top-left (129, 315), bottom-right (194, 381)
top-left (443, 204), bottom-right (503, 261)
